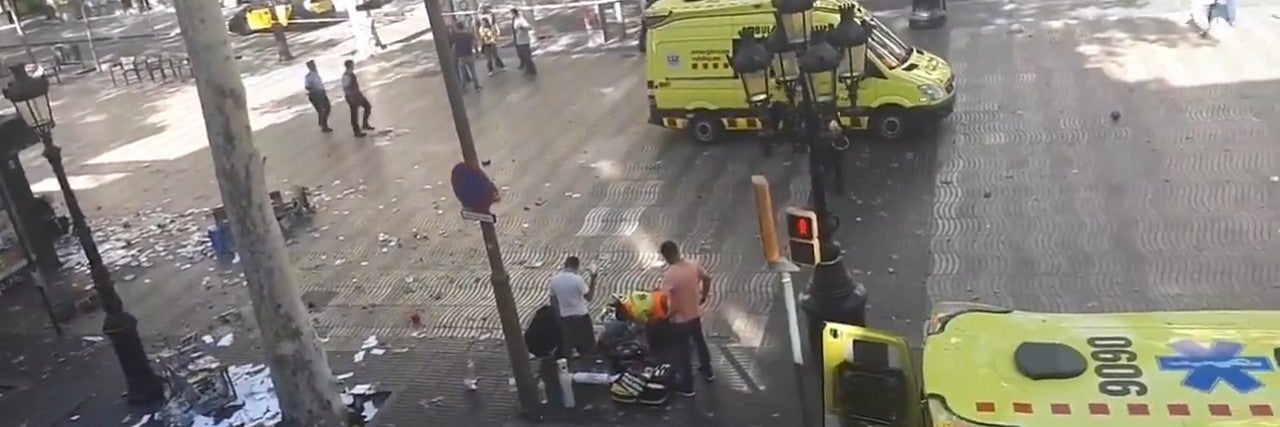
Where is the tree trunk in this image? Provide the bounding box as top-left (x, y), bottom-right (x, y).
top-left (268, 7), bottom-right (293, 61)
top-left (171, 0), bottom-right (350, 425)
top-left (343, 0), bottom-right (370, 58)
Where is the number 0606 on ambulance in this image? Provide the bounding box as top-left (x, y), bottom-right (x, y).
top-left (822, 302), bottom-right (1280, 427)
top-left (644, 0), bottom-right (955, 144)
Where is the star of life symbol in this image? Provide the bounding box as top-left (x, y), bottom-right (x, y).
top-left (1156, 340), bottom-right (1275, 394)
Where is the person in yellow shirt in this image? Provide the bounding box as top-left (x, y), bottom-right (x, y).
top-left (477, 17), bottom-right (506, 75)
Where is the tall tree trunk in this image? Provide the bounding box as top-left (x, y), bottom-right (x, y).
top-left (343, 0), bottom-right (370, 58)
top-left (268, 7), bottom-right (293, 61)
top-left (171, 0), bottom-right (350, 425)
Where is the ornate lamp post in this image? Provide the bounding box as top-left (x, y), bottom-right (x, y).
top-left (729, 1), bottom-right (870, 364)
top-left (909, 0), bottom-right (947, 30)
top-left (2, 64), bottom-right (166, 409)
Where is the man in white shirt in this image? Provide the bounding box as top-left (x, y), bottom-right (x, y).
top-left (303, 60), bottom-right (332, 133)
top-left (510, 7), bottom-right (537, 75)
top-left (549, 256), bottom-right (597, 358)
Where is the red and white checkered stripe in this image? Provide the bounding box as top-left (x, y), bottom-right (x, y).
top-left (974, 401), bottom-right (1275, 417)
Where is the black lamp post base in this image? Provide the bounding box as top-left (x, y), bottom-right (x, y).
top-left (800, 255), bottom-right (868, 365)
top-left (908, 9), bottom-right (947, 30)
top-left (103, 310), bottom-right (166, 409)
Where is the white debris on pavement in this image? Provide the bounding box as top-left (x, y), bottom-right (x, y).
top-left (56, 207), bottom-right (216, 276)
top-left (173, 363), bottom-right (381, 427)
top-left (354, 351), bottom-right (366, 363)
top-left (80, 335), bottom-right (104, 343)
top-left (216, 333), bottom-right (235, 347)
top-left (361, 335), bottom-right (379, 349)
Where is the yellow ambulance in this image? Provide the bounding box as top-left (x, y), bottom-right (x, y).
top-left (643, 0), bottom-right (955, 143)
top-left (823, 302), bottom-right (1280, 426)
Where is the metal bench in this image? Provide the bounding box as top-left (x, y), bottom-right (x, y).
top-left (108, 56), bottom-right (144, 86)
top-left (210, 186), bottom-right (314, 234)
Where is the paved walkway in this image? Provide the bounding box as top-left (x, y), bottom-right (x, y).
top-left (11, 0), bottom-right (1279, 425)
top-left (0, 2), bottom-right (798, 425)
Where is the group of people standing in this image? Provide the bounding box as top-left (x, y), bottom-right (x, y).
top-left (546, 241), bottom-right (716, 397)
top-left (303, 59), bottom-right (375, 136)
top-left (448, 5), bottom-right (539, 92)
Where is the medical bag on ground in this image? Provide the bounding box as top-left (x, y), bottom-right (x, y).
top-left (610, 363), bottom-right (672, 406)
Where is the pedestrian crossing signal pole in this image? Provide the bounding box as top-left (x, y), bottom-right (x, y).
top-left (752, 176), bottom-right (804, 366)
top-left (752, 176), bottom-right (813, 427)
top-left (423, 0), bottom-right (542, 418)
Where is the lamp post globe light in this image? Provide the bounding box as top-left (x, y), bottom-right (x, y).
top-left (2, 64), bottom-right (166, 409)
top-left (909, 0), bottom-right (947, 30)
top-left (729, 1), bottom-right (868, 364)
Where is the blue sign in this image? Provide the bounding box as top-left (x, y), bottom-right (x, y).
top-left (1156, 340), bottom-right (1275, 394)
top-left (450, 162), bottom-right (497, 213)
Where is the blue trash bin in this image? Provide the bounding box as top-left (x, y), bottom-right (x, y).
top-left (207, 224), bottom-right (235, 256)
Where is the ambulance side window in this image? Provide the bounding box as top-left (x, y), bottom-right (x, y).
top-left (839, 341), bottom-right (905, 424)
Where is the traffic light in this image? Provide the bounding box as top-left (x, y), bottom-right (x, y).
top-left (786, 207), bottom-right (821, 266)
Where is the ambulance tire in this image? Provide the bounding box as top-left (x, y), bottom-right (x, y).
top-left (871, 107), bottom-right (909, 141)
top-left (687, 114), bottom-right (725, 144)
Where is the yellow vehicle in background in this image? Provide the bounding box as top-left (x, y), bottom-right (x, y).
top-left (822, 303), bottom-right (1280, 426)
top-left (643, 0), bottom-right (955, 143)
top-left (227, 0), bottom-right (338, 36)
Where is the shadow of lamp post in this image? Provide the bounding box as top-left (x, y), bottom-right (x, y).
top-left (2, 64), bottom-right (166, 409)
top-left (728, 0), bottom-right (870, 374)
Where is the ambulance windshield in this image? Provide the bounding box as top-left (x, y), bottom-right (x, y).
top-left (867, 17), bottom-right (912, 69)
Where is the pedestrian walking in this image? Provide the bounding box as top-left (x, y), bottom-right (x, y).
top-left (658, 240), bottom-right (714, 397)
top-left (511, 8), bottom-right (537, 75)
top-left (303, 60), bottom-right (332, 133)
top-left (549, 256), bottom-right (598, 359)
top-left (450, 21), bottom-right (483, 91)
top-left (341, 59), bottom-right (374, 137)
top-left (478, 17), bottom-right (505, 75)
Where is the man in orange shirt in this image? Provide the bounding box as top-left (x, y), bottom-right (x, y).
top-left (659, 240), bottom-right (714, 396)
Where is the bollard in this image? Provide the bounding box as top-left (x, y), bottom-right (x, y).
top-left (556, 358), bottom-right (575, 407)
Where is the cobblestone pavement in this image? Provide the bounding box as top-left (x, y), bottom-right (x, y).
top-left (7, 0), bottom-right (1280, 425)
top-left (888, 1), bottom-right (1280, 314)
top-left (1, 18), bottom-right (800, 425)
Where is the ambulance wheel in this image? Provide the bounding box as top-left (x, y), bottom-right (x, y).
top-left (687, 114), bottom-right (724, 144)
top-left (872, 107), bottom-right (908, 141)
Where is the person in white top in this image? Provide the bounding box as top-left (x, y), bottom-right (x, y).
top-left (303, 60), bottom-right (332, 133)
top-left (548, 256), bottom-right (597, 358)
top-left (510, 7), bottom-right (538, 75)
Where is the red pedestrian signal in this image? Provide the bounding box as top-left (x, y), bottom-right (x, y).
top-left (785, 208), bottom-right (821, 266)
top-left (790, 216), bottom-right (814, 240)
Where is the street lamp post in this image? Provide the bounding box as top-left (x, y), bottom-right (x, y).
top-left (729, 1), bottom-right (869, 364)
top-left (2, 64), bottom-right (166, 409)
